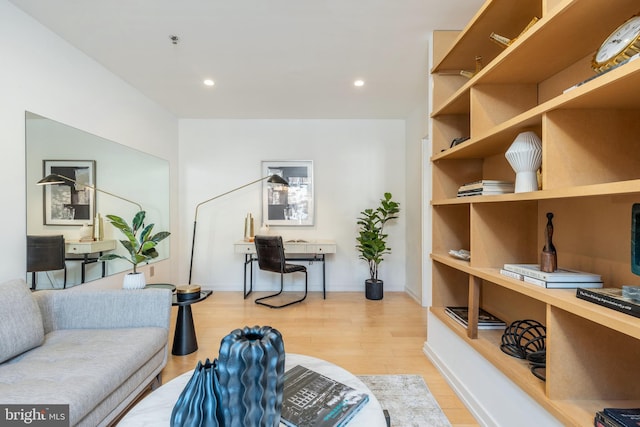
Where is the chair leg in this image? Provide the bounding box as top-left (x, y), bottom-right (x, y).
top-left (255, 271), bottom-right (308, 309)
top-left (31, 272), bottom-right (36, 291)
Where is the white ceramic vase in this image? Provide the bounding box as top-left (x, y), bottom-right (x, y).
top-left (123, 272), bottom-right (146, 290)
top-left (505, 131), bottom-right (542, 193)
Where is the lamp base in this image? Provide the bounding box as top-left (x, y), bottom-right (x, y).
top-left (514, 171), bottom-right (539, 193)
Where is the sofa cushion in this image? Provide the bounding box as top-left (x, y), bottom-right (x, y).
top-left (0, 279), bottom-right (44, 363)
top-left (0, 327), bottom-right (167, 425)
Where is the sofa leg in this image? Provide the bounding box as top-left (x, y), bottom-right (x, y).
top-left (150, 372), bottom-right (162, 391)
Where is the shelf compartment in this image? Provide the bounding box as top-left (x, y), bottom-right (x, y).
top-left (432, 0), bottom-right (542, 74)
top-left (433, 60), bottom-right (640, 162)
top-left (432, 204), bottom-right (470, 255)
top-left (470, 84), bottom-right (538, 136)
top-left (471, 201), bottom-right (539, 267)
top-left (432, 262), bottom-right (470, 309)
top-left (432, 114), bottom-right (470, 155)
top-left (544, 109), bottom-right (640, 189)
top-left (479, 0), bottom-right (640, 85)
top-left (432, 158), bottom-right (482, 200)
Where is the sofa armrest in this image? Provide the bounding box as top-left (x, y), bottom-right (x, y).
top-left (34, 289), bottom-right (172, 334)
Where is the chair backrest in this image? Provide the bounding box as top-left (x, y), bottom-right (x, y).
top-left (254, 235), bottom-right (285, 274)
top-left (26, 235), bottom-right (65, 273)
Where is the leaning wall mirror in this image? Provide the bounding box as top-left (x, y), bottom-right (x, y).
top-left (25, 112), bottom-right (170, 288)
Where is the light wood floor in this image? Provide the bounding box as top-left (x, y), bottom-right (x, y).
top-left (160, 291), bottom-right (478, 426)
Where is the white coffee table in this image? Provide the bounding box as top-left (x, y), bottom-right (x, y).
top-left (119, 353), bottom-right (386, 426)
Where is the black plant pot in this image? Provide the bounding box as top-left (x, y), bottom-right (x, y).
top-left (365, 279), bottom-right (384, 300)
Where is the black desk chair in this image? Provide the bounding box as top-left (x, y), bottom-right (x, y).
top-left (27, 235), bottom-right (67, 290)
top-left (254, 235), bottom-right (307, 309)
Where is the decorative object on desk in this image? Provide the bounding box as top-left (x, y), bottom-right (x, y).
top-left (540, 212), bottom-right (557, 273)
top-left (79, 223), bottom-right (94, 241)
top-left (262, 161), bottom-right (313, 226)
top-left (93, 212), bottom-right (104, 241)
top-left (356, 192), bottom-right (400, 300)
top-left (489, 17), bottom-right (539, 49)
top-left (505, 131), bottom-right (542, 193)
top-left (217, 325), bottom-right (285, 427)
top-left (592, 14), bottom-right (640, 73)
top-left (500, 319), bottom-right (546, 381)
top-left (244, 213), bottom-right (255, 242)
top-left (188, 174), bottom-right (288, 285)
top-left (281, 365), bottom-right (369, 427)
top-left (176, 284), bottom-right (201, 302)
top-left (99, 211), bottom-right (170, 289)
top-left (39, 160), bottom-right (96, 226)
top-left (171, 358), bottom-right (223, 427)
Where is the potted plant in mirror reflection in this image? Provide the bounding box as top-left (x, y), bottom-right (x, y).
top-left (99, 211), bottom-right (170, 289)
top-left (356, 192), bottom-right (400, 300)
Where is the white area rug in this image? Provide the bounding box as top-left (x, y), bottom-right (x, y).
top-left (357, 375), bottom-right (452, 427)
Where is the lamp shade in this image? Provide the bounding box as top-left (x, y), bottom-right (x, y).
top-left (505, 131), bottom-right (542, 193)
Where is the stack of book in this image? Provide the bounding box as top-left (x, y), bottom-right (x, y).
top-left (457, 180), bottom-right (514, 197)
top-left (445, 306), bottom-right (506, 330)
top-left (500, 263), bottom-right (603, 289)
top-left (595, 407), bottom-right (640, 427)
top-left (576, 288), bottom-right (640, 319)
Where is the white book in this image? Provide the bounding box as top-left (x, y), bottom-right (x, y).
top-left (503, 263), bottom-right (601, 282)
top-left (500, 269), bottom-right (524, 281)
top-left (523, 275), bottom-right (603, 289)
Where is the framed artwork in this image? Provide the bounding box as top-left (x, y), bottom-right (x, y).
top-left (42, 160), bottom-right (96, 225)
top-left (262, 160), bottom-right (314, 226)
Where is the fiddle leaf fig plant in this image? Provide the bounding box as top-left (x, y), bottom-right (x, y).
top-left (99, 211), bottom-right (170, 273)
top-left (356, 192), bottom-right (400, 281)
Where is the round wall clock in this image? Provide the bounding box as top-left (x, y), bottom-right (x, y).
top-left (592, 14), bottom-right (640, 73)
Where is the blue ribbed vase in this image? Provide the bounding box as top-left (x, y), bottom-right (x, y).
top-left (216, 325), bottom-right (285, 427)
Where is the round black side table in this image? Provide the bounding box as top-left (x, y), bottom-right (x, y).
top-left (171, 290), bottom-right (212, 356)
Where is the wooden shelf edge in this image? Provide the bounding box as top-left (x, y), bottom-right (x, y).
top-left (430, 306), bottom-right (638, 427)
top-left (430, 179), bottom-right (640, 206)
top-left (431, 254), bottom-right (640, 340)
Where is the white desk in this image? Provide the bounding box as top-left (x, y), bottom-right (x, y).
top-left (234, 239), bottom-right (336, 298)
top-left (65, 239), bottom-right (116, 283)
top-left (118, 353), bottom-right (386, 427)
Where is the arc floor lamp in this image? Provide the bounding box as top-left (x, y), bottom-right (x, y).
top-left (37, 173), bottom-right (143, 212)
top-left (188, 174), bottom-right (289, 285)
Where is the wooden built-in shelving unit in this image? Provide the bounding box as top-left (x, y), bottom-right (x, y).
top-left (428, 0), bottom-right (640, 425)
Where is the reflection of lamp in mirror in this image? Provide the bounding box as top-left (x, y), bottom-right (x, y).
top-left (37, 174), bottom-right (142, 240)
top-left (188, 174), bottom-right (289, 285)
top-left (505, 131), bottom-right (542, 193)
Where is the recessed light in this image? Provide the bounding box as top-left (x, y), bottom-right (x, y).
top-left (354, 79), bottom-right (365, 87)
top-left (203, 79), bottom-right (215, 87)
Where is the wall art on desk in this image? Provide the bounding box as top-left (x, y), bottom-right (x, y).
top-left (262, 160), bottom-right (313, 226)
top-left (43, 160), bottom-right (96, 225)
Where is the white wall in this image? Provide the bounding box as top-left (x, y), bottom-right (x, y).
top-left (179, 119), bottom-right (407, 293)
top-left (0, 0), bottom-right (179, 286)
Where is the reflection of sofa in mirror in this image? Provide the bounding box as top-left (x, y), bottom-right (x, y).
top-left (24, 112), bottom-right (170, 287)
top-left (0, 279), bottom-right (172, 426)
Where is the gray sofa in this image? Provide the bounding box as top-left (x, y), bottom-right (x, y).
top-left (0, 279), bottom-right (172, 426)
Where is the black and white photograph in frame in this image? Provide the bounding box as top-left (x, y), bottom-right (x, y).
top-left (43, 160), bottom-right (96, 225)
top-left (262, 160), bottom-right (314, 226)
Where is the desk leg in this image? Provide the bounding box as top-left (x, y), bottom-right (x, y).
top-left (172, 305), bottom-right (197, 356)
top-left (244, 254), bottom-right (254, 299)
top-left (81, 254), bottom-right (88, 284)
top-left (322, 254), bottom-right (326, 299)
